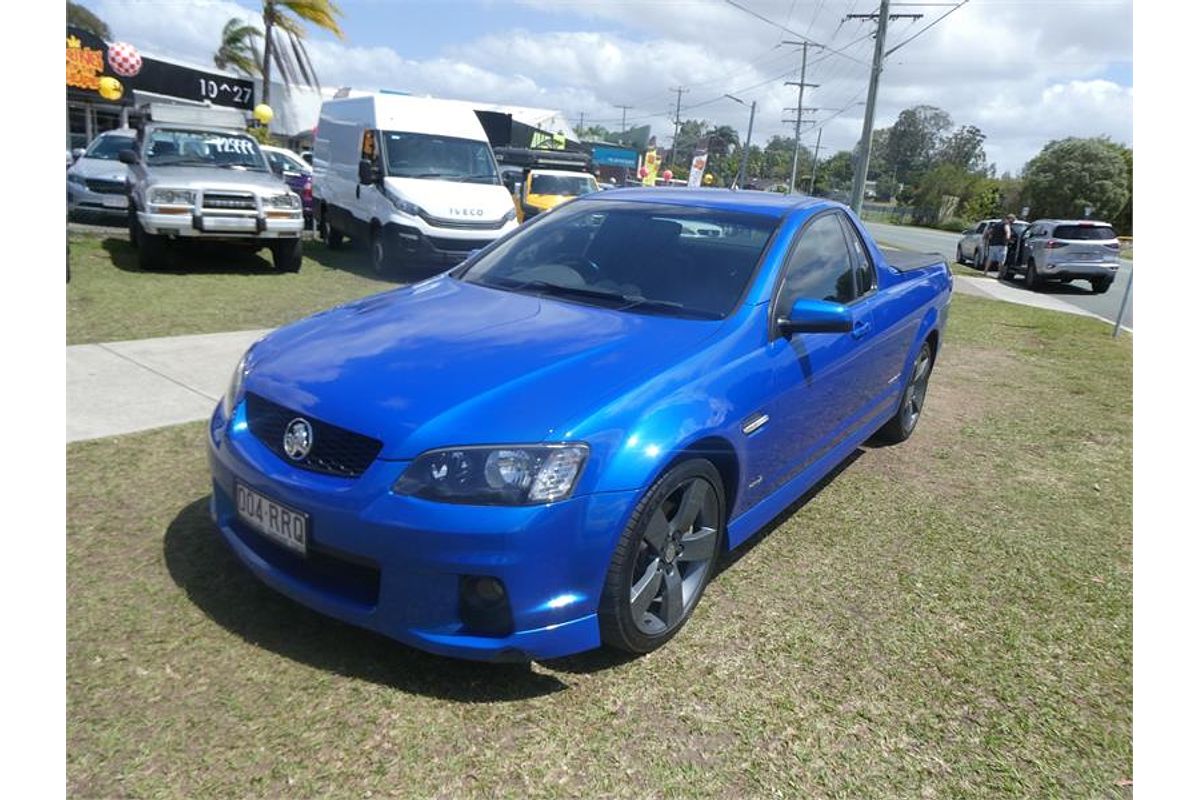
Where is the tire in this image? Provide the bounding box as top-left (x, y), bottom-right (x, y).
top-left (369, 225), bottom-right (396, 277)
top-left (1090, 277), bottom-right (1113, 294)
top-left (997, 261), bottom-right (1010, 281)
top-left (130, 214), bottom-right (169, 271)
top-left (1024, 259), bottom-right (1039, 290)
top-left (318, 206), bottom-right (344, 249)
top-left (876, 340), bottom-right (934, 444)
top-left (972, 247), bottom-right (981, 269)
top-left (955, 245), bottom-right (964, 265)
top-left (271, 238), bottom-right (303, 273)
top-left (599, 459), bottom-right (726, 655)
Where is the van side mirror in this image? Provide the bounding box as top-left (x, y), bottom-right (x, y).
top-left (118, 149), bottom-right (139, 165)
top-left (358, 158), bottom-right (380, 184)
top-left (777, 298), bottom-right (853, 336)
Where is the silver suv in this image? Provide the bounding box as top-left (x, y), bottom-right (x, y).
top-left (1003, 219), bottom-right (1120, 293)
top-left (120, 104), bottom-right (304, 271)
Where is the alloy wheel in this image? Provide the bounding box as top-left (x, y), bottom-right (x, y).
top-left (628, 477), bottom-right (720, 635)
top-left (901, 345), bottom-right (932, 432)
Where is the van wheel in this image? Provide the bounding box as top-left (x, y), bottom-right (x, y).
top-left (369, 226), bottom-right (393, 276)
top-left (272, 238), bottom-right (303, 273)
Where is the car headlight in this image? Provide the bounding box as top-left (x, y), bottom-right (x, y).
top-left (383, 187), bottom-right (422, 217)
top-left (265, 192), bottom-right (302, 210)
top-left (221, 353), bottom-right (249, 419)
top-left (393, 444), bottom-right (589, 505)
top-left (501, 207), bottom-right (517, 223)
top-left (67, 173), bottom-right (87, 187)
top-left (149, 187), bottom-right (196, 206)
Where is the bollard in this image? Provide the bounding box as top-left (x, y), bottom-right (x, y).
top-left (1112, 269), bottom-right (1132, 338)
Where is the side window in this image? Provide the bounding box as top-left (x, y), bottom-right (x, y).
top-left (265, 151), bottom-right (284, 172)
top-left (976, 222), bottom-right (987, 234)
top-left (777, 213), bottom-right (857, 316)
top-left (361, 129), bottom-right (380, 167)
top-left (838, 213), bottom-right (876, 296)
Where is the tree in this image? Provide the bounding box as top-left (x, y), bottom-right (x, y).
top-left (214, 18), bottom-right (263, 77)
top-left (1022, 137), bottom-right (1131, 224)
top-left (68, 2), bottom-right (111, 39)
top-left (938, 124), bottom-right (988, 174)
top-left (577, 124), bottom-right (611, 142)
top-left (813, 150), bottom-right (854, 196)
top-left (259, 0), bottom-right (346, 109)
top-left (886, 105), bottom-right (953, 186)
top-left (1112, 145), bottom-right (1133, 235)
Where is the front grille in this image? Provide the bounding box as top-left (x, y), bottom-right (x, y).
top-left (245, 393), bottom-right (383, 478)
top-left (86, 178), bottom-right (126, 195)
top-left (426, 235), bottom-right (489, 253)
top-left (204, 193), bottom-right (256, 210)
top-left (419, 210), bottom-right (508, 230)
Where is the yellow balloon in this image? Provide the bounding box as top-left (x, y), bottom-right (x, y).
top-left (98, 76), bottom-right (123, 101)
top-left (253, 104), bottom-right (274, 124)
top-left (703, 173), bottom-right (714, 185)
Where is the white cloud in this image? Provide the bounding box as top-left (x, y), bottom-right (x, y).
top-left (89, 0), bottom-right (1133, 173)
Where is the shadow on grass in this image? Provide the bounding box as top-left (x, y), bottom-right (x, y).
top-left (163, 497), bottom-right (569, 701)
top-left (102, 237), bottom-right (280, 275)
top-left (303, 239), bottom-right (450, 284)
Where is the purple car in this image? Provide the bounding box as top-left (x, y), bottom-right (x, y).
top-left (262, 145), bottom-right (313, 226)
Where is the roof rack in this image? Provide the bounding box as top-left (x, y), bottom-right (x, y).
top-left (138, 100), bottom-right (248, 130)
top-left (493, 146), bottom-right (592, 172)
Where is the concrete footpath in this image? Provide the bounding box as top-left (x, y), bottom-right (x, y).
top-left (954, 274), bottom-right (1130, 330)
top-left (67, 329), bottom-right (268, 443)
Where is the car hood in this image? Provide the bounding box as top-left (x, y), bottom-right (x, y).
top-left (144, 166), bottom-right (289, 194)
top-left (246, 276), bottom-right (723, 459)
top-left (69, 158), bottom-right (129, 181)
top-left (384, 176), bottom-right (513, 223)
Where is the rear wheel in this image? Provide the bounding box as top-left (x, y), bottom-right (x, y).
top-left (318, 206), bottom-right (344, 249)
top-left (599, 459), bottom-right (725, 655)
top-left (271, 238), bottom-right (303, 272)
top-left (1090, 277), bottom-right (1113, 294)
top-left (876, 340), bottom-right (933, 444)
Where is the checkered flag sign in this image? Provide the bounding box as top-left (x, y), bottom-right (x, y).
top-left (106, 42), bottom-right (142, 78)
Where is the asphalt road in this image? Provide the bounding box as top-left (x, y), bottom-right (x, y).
top-left (864, 221), bottom-right (1133, 330)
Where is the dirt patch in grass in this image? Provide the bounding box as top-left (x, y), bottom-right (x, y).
top-left (67, 294), bottom-right (1130, 798)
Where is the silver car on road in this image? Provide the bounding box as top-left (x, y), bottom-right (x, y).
top-left (956, 218), bottom-right (1028, 268)
top-left (67, 129), bottom-right (136, 217)
top-left (1003, 219), bottom-right (1121, 293)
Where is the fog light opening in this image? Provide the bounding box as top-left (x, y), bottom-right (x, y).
top-left (459, 575), bottom-right (514, 637)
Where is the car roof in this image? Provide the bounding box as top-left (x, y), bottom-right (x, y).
top-left (1035, 218), bottom-right (1114, 226)
top-left (583, 187), bottom-right (828, 218)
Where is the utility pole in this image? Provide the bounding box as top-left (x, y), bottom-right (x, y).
top-left (577, 112), bottom-right (585, 138)
top-left (808, 127), bottom-right (823, 194)
top-left (669, 86), bottom-right (688, 166)
top-left (782, 40), bottom-right (821, 195)
top-left (615, 104), bottom-right (633, 144)
top-left (848, 2), bottom-right (922, 213)
top-left (735, 100), bottom-right (756, 189)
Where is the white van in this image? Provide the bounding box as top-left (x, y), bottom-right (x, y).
top-left (312, 93), bottom-right (518, 275)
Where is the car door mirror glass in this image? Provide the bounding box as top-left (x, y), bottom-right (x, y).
top-left (778, 298), bottom-right (854, 336)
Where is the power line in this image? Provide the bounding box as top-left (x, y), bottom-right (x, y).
top-left (886, 0), bottom-right (973, 56)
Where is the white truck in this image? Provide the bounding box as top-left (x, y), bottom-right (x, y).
top-left (312, 93), bottom-right (519, 276)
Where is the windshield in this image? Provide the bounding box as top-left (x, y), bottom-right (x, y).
top-left (382, 131), bottom-right (499, 184)
top-left (530, 174), bottom-right (597, 196)
top-left (457, 200), bottom-right (777, 319)
top-left (144, 128), bottom-right (267, 170)
top-left (85, 134), bottom-right (135, 161)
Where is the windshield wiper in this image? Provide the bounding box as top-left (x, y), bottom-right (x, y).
top-left (489, 278), bottom-right (703, 317)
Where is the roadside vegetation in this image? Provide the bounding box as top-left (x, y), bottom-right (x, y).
top-left (66, 231), bottom-right (404, 344)
top-left (67, 294), bottom-right (1131, 798)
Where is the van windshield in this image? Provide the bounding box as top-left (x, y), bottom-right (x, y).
top-left (382, 131), bottom-right (500, 184)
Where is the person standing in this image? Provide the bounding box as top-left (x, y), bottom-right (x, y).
top-left (982, 214), bottom-right (1014, 276)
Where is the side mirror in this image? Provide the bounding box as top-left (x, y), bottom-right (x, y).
top-left (118, 149), bottom-right (139, 165)
top-left (71, 148), bottom-right (86, 162)
top-left (358, 158), bottom-right (380, 185)
top-left (777, 298), bottom-right (853, 336)
top-left (961, 229), bottom-right (972, 235)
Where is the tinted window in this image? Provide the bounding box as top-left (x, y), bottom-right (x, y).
top-left (85, 134), bottom-right (135, 160)
top-left (975, 222), bottom-right (988, 233)
top-left (838, 213), bottom-right (875, 295)
top-left (1053, 224), bottom-right (1116, 240)
top-left (530, 174), bottom-right (598, 196)
top-left (382, 131), bottom-right (499, 184)
top-left (144, 128), bottom-right (266, 170)
top-left (777, 213), bottom-right (857, 312)
top-left (458, 201), bottom-right (777, 319)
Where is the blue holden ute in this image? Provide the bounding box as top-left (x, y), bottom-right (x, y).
top-left (207, 188), bottom-right (952, 661)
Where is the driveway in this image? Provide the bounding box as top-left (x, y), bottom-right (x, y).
top-left (865, 221), bottom-right (1133, 330)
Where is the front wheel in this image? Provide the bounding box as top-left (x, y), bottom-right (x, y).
top-left (1024, 259), bottom-right (1039, 290)
top-left (599, 459), bottom-right (726, 655)
top-left (876, 340), bottom-right (933, 444)
top-left (271, 238), bottom-right (303, 272)
top-left (955, 245), bottom-right (964, 265)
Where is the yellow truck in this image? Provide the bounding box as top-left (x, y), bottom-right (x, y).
top-left (495, 147), bottom-right (598, 222)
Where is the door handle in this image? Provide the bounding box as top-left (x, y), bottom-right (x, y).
top-left (851, 319), bottom-right (872, 339)
top-left (356, 185), bottom-right (361, 199)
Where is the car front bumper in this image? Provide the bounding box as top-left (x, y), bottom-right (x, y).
top-left (140, 210), bottom-right (303, 239)
top-left (383, 218), bottom-right (517, 264)
top-left (206, 400), bottom-right (635, 662)
top-left (68, 184), bottom-right (129, 215)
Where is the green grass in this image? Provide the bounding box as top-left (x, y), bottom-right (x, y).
top-left (67, 295), bottom-right (1131, 798)
top-left (67, 232), bottom-right (404, 344)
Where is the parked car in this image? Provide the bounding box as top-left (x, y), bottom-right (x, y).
top-left (261, 144), bottom-right (314, 227)
top-left (312, 93), bottom-right (519, 276)
top-left (956, 217), bottom-right (1028, 267)
top-left (1001, 219), bottom-right (1120, 293)
top-left (207, 188), bottom-right (952, 662)
top-left (121, 103), bottom-right (304, 271)
top-left (67, 129), bottom-right (136, 217)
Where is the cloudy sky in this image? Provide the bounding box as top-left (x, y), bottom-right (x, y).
top-left (84, 0), bottom-right (1132, 174)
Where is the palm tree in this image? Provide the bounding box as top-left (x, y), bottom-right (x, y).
top-left (260, 0), bottom-right (346, 108)
top-left (68, 2), bottom-right (111, 40)
top-left (213, 18), bottom-right (263, 77)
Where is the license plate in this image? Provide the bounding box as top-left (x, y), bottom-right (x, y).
top-left (235, 482), bottom-right (308, 555)
top-left (102, 195), bottom-right (128, 208)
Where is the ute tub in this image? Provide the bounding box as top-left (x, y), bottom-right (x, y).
top-left (880, 249), bottom-right (948, 273)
